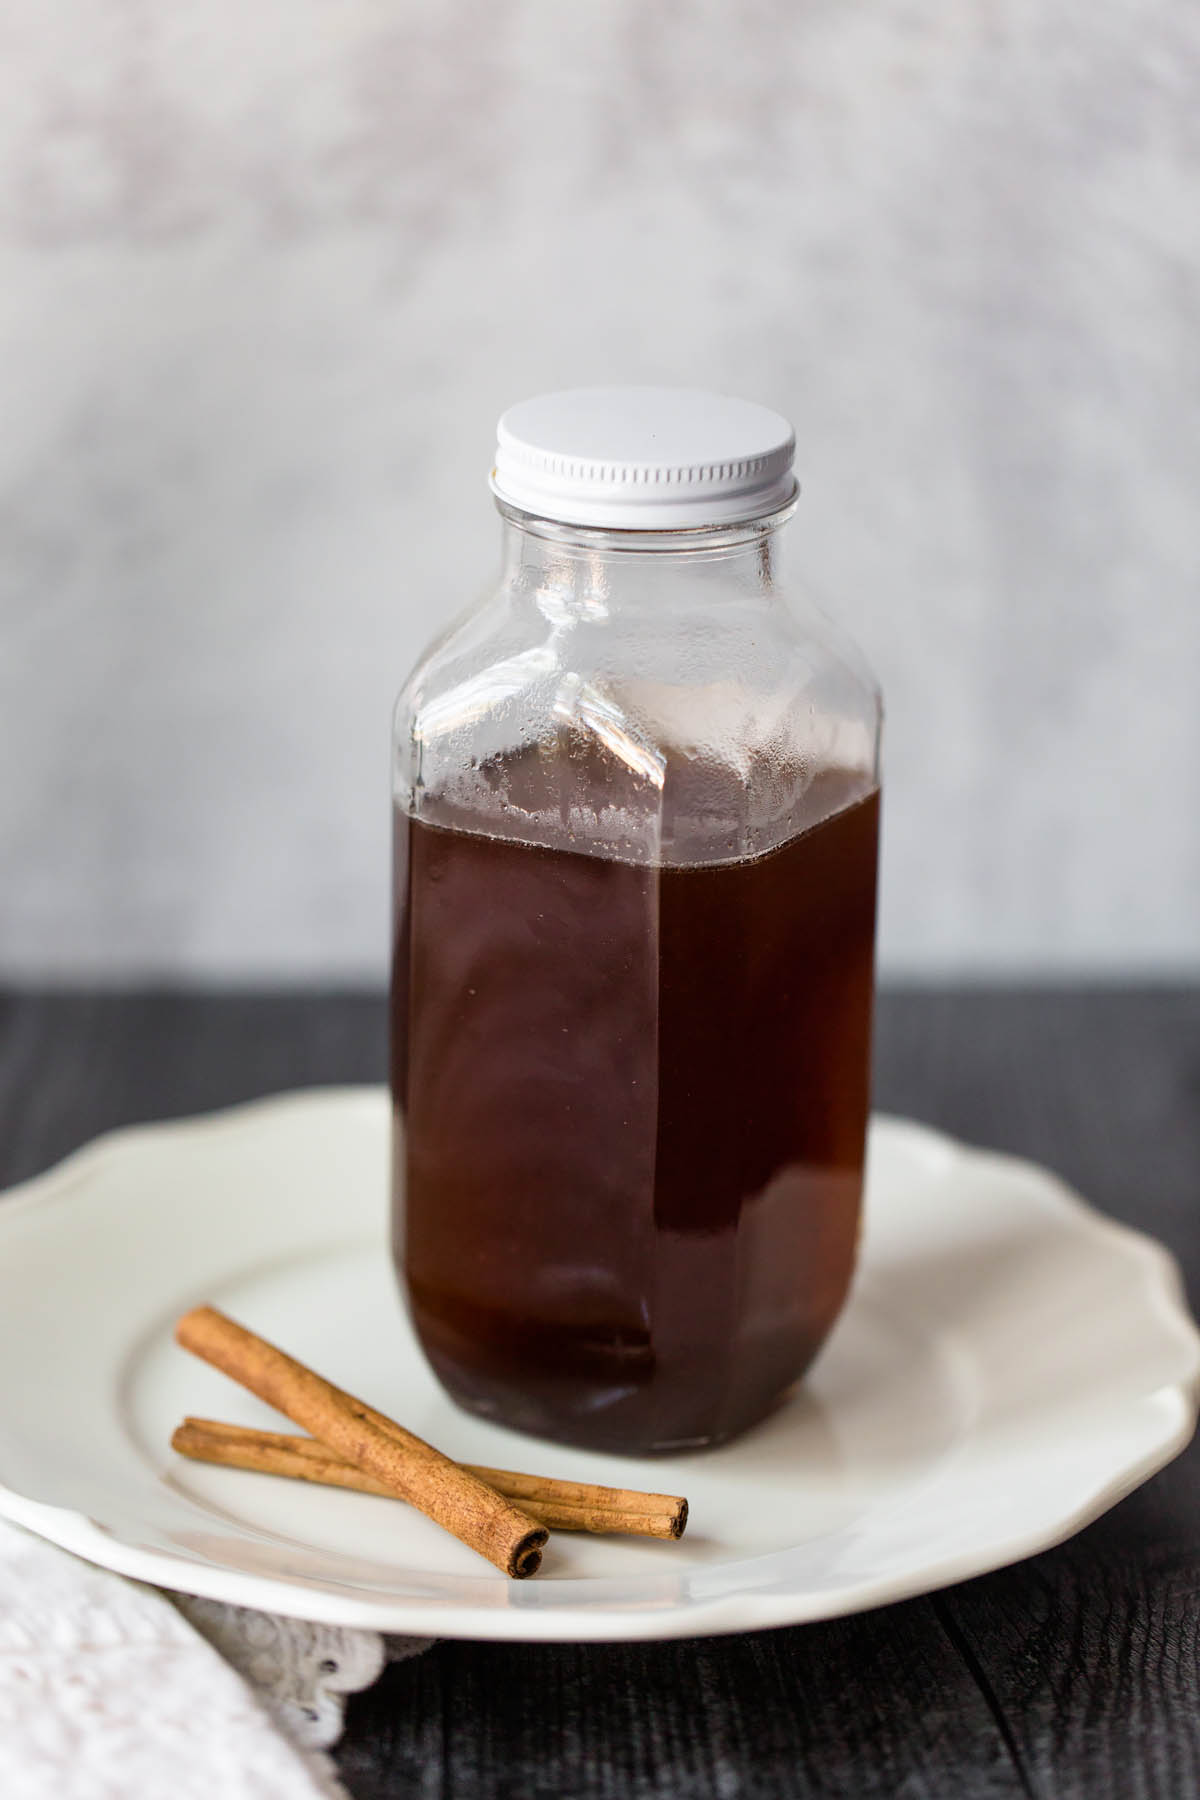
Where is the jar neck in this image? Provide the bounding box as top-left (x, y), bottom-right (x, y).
top-left (497, 498), bottom-right (796, 615)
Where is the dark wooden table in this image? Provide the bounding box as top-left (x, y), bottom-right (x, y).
top-left (1, 987), bottom-right (1198, 1798)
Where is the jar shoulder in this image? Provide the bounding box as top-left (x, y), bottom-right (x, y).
top-left (394, 579), bottom-right (879, 865)
top-left (397, 580), bottom-right (880, 742)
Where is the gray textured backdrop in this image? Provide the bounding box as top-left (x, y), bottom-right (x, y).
top-left (1, 2), bottom-right (1197, 981)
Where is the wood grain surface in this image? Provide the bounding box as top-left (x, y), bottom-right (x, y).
top-left (1, 987), bottom-right (1197, 1799)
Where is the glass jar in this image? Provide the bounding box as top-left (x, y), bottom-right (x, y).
top-left (390, 388), bottom-right (881, 1455)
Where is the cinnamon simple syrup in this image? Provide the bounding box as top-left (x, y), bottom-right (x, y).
top-left (391, 779), bottom-right (878, 1454)
top-left (389, 387), bottom-right (882, 1454)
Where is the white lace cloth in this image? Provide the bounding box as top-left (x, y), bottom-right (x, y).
top-left (0, 1516), bottom-right (431, 1799)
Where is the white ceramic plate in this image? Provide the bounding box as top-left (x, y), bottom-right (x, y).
top-left (0, 1089), bottom-right (1196, 1642)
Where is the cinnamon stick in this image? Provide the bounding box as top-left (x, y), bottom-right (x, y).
top-left (171, 1417), bottom-right (688, 1540)
top-left (174, 1306), bottom-right (548, 1578)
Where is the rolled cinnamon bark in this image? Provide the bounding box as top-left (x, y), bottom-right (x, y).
top-left (171, 1416), bottom-right (688, 1539)
top-left (174, 1306), bottom-right (547, 1578)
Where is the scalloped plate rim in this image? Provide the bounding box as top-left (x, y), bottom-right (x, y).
top-left (0, 1087), bottom-right (1195, 1643)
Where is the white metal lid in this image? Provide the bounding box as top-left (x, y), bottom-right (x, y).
top-left (490, 386), bottom-right (797, 530)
